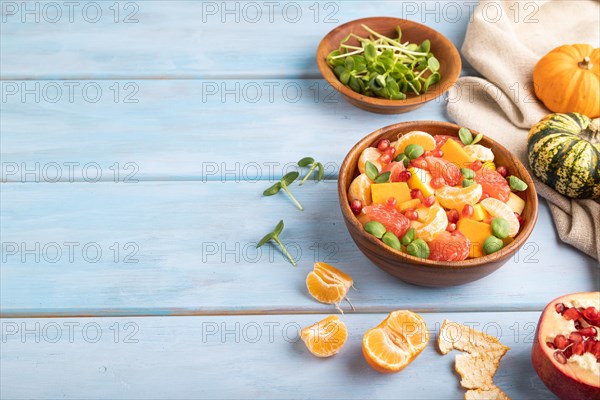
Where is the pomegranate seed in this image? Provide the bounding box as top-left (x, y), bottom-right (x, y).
top-left (563, 346), bottom-right (573, 359)
top-left (579, 327), bottom-right (597, 337)
top-left (469, 160), bottom-right (483, 171)
top-left (431, 149), bottom-right (443, 158)
top-left (592, 342), bottom-right (600, 358)
top-left (386, 197), bottom-right (397, 208)
top-left (377, 139), bottom-right (391, 152)
top-left (446, 209), bottom-right (459, 224)
top-left (446, 223), bottom-right (457, 232)
top-left (383, 147), bottom-right (395, 157)
top-left (404, 210), bottom-right (418, 221)
top-left (350, 200), bottom-right (363, 215)
top-left (572, 342), bottom-right (585, 356)
top-left (553, 351), bottom-right (567, 364)
top-left (554, 334), bottom-right (569, 350)
top-left (398, 170), bottom-right (412, 182)
top-left (410, 189), bottom-right (423, 200)
top-left (569, 332), bottom-right (584, 344)
top-left (546, 341), bottom-right (556, 349)
top-left (563, 307), bottom-right (582, 321)
top-left (462, 204), bottom-right (474, 218)
top-left (423, 195), bottom-right (435, 207)
top-left (431, 177), bottom-right (445, 189)
top-left (574, 320), bottom-right (583, 330)
top-left (585, 339), bottom-right (596, 353)
top-left (555, 303), bottom-right (566, 314)
top-left (496, 166), bottom-right (508, 177)
top-left (379, 154), bottom-right (392, 165)
top-left (583, 307), bottom-right (599, 324)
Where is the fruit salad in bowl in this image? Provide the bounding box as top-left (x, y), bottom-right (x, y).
top-left (338, 121), bottom-right (538, 286)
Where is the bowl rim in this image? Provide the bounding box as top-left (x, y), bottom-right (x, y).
top-left (316, 16), bottom-right (462, 107)
top-left (338, 120), bottom-right (539, 270)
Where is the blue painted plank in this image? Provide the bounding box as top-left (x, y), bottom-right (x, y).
top-left (1, 79), bottom-right (454, 182)
top-left (0, 312), bottom-right (554, 399)
top-left (1, 1), bottom-right (476, 79)
top-left (1, 181), bottom-right (596, 316)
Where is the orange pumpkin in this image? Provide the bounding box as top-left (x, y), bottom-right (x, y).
top-left (533, 44), bottom-right (599, 118)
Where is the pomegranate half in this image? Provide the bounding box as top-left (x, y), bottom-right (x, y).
top-left (532, 292), bottom-right (600, 400)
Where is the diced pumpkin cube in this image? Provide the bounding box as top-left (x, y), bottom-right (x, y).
top-left (441, 138), bottom-right (475, 168)
top-left (457, 218), bottom-right (492, 258)
top-left (471, 203), bottom-right (490, 221)
top-left (371, 182), bottom-right (412, 206)
top-left (407, 167), bottom-right (434, 197)
top-left (506, 192), bottom-right (525, 215)
top-left (398, 198), bottom-right (421, 211)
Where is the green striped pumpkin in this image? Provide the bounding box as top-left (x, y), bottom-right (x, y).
top-left (528, 112), bottom-right (600, 199)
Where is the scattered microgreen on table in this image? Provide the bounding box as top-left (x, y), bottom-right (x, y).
top-left (297, 157), bottom-right (324, 185)
top-left (263, 172), bottom-right (304, 211)
top-left (257, 220), bottom-right (297, 266)
top-left (326, 24), bottom-right (441, 100)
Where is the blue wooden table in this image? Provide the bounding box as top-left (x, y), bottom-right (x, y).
top-left (1, 1), bottom-right (598, 398)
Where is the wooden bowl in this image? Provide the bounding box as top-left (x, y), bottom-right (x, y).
top-left (317, 17), bottom-right (461, 114)
top-left (338, 121), bottom-right (539, 287)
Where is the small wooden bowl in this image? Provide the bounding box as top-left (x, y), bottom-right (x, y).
top-left (338, 121), bottom-right (539, 287)
top-left (317, 17), bottom-right (461, 114)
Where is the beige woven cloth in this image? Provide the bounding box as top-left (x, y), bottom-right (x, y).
top-left (447, 0), bottom-right (600, 261)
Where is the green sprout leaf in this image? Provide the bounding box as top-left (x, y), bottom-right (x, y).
top-left (508, 176), bottom-right (528, 192)
top-left (471, 133), bottom-right (484, 145)
top-left (458, 127), bottom-right (474, 145)
top-left (365, 161), bottom-right (379, 181)
top-left (263, 182), bottom-right (281, 196)
top-left (298, 157), bottom-right (314, 167)
top-left (257, 221), bottom-right (296, 266)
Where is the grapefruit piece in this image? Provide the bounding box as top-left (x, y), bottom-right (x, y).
top-left (306, 262), bottom-right (353, 306)
top-left (424, 156), bottom-right (461, 186)
top-left (475, 169), bottom-right (510, 202)
top-left (362, 204), bottom-right (410, 238)
top-left (415, 204), bottom-right (447, 242)
top-left (362, 310), bottom-right (429, 373)
top-left (428, 231), bottom-right (471, 261)
top-left (381, 161), bottom-right (406, 182)
top-left (301, 315), bottom-right (348, 357)
top-left (392, 131), bottom-right (436, 155)
top-left (480, 198), bottom-right (520, 237)
top-left (435, 184), bottom-right (483, 211)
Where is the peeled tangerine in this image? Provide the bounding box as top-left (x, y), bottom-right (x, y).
top-left (301, 315), bottom-right (348, 358)
top-left (306, 262), bottom-right (354, 310)
top-left (362, 310), bottom-right (429, 373)
top-left (532, 292), bottom-right (600, 400)
top-left (348, 173), bottom-right (372, 206)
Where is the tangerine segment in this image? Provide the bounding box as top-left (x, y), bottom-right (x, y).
top-left (435, 183), bottom-right (483, 211)
top-left (479, 198), bottom-right (520, 237)
top-left (392, 131), bottom-right (436, 155)
top-left (358, 148), bottom-right (382, 174)
top-left (362, 310), bottom-right (429, 373)
top-left (415, 204), bottom-right (448, 242)
top-left (463, 145), bottom-right (495, 162)
top-left (348, 173), bottom-right (372, 206)
top-left (306, 262), bottom-right (353, 305)
top-left (301, 315), bottom-right (348, 357)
